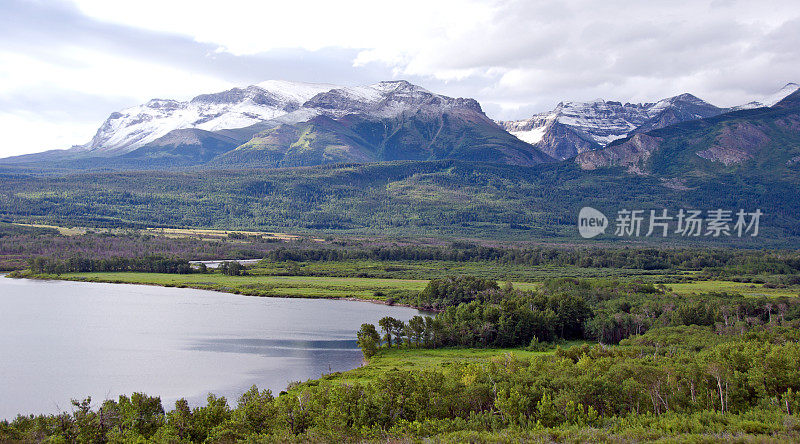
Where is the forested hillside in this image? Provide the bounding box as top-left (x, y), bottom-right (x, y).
top-left (2, 160), bottom-right (798, 245)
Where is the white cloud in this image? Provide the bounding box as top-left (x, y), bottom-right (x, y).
top-left (0, 112), bottom-right (97, 157)
top-left (0, 46), bottom-right (233, 153)
top-left (1, 0), bottom-right (799, 157)
top-left (0, 48), bottom-right (232, 101)
top-left (72, 0), bottom-right (496, 60)
top-left (69, 0), bottom-right (800, 109)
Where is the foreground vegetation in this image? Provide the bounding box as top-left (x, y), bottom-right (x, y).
top-left (3, 324), bottom-right (798, 442)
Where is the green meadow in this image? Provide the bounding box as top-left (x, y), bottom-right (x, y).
top-left (318, 347), bottom-right (558, 386)
top-left (49, 267), bottom-right (799, 301)
top-left (58, 272), bottom-right (428, 300)
top-left (666, 280), bottom-right (800, 298)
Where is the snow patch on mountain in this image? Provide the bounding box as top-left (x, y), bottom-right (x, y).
top-left (510, 126), bottom-right (548, 145)
top-left (501, 113), bottom-right (556, 145)
top-left (302, 80), bottom-right (465, 119)
top-left (255, 80), bottom-right (338, 103)
top-left (498, 99), bottom-right (654, 149)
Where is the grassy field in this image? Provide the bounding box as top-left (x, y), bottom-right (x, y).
top-left (11, 223), bottom-right (97, 236)
top-left (55, 272), bottom-right (544, 300)
top-left (11, 222), bottom-right (317, 242)
top-left (666, 280), bottom-right (800, 298)
top-left (143, 227), bottom-right (321, 241)
top-left (59, 272), bottom-right (429, 300)
top-left (317, 346), bottom-right (559, 385)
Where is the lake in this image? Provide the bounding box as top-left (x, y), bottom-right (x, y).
top-left (0, 276), bottom-right (424, 420)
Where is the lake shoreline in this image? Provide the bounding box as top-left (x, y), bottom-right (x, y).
top-left (0, 276), bottom-right (424, 420)
top-left (3, 272), bottom-right (432, 311)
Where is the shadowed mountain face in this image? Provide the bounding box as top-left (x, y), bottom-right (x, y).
top-left (122, 128), bottom-right (244, 162)
top-left (211, 108), bottom-right (553, 168)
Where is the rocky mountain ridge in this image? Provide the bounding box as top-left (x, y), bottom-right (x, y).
top-left (496, 84), bottom-right (799, 161)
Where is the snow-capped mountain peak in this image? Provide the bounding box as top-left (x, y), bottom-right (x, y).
top-left (733, 83), bottom-right (799, 110)
top-left (255, 80), bottom-right (338, 104)
top-left (81, 81), bottom-right (341, 155)
top-left (768, 83), bottom-right (800, 106)
top-left (79, 80), bottom-right (478, 156)
top-left (292, 80), bottom-right (476, 119)
top-left (497, 93), bottom-right (723, 160)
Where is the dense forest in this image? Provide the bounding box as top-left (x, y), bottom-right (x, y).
top-left (3, 160), bottom-right (799, 244)
top-left (258, 246), bottom-right (800, 273)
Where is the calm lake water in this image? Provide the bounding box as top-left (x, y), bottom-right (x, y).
top-left (0, 277), bottom-right (424, 420)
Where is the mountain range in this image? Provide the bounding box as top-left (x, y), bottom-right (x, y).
top-left (1, 81), bottom-right (799, 243)
top-left (3, 81), bottom-right (796, 172)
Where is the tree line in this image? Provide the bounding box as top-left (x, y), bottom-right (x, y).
top-left (262, 246), bottom-right (800, 273)
top-left (11, 243), bottom-right (800, 277)
top-left (356, 276), bottom-right (800, 356)
top-left (26, 256), bottom-right (195, 275)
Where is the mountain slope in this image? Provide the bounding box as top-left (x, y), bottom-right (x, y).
top-left (733, 83), bottom-right (800, 110)
top-left (497, 85), bottom-right (798, 162)
top-left (631, 93), bottom-right (726, 133)
top-left (211, 81), bottom-right (552, 168)
top-left (121, 128), bottom-right (244, 163)
top-left (211, 115), bottom-right (379, 168)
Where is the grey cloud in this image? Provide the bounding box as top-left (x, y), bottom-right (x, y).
top-left (2, 0), bottom-right (798, 128)
top-left (444, 0), bottom-right (800, 118)
top-left (0, 0), bottom-right (401, 152)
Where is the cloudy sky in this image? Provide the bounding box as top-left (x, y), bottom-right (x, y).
top-left (1, 0), bottom-right (798, 157)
